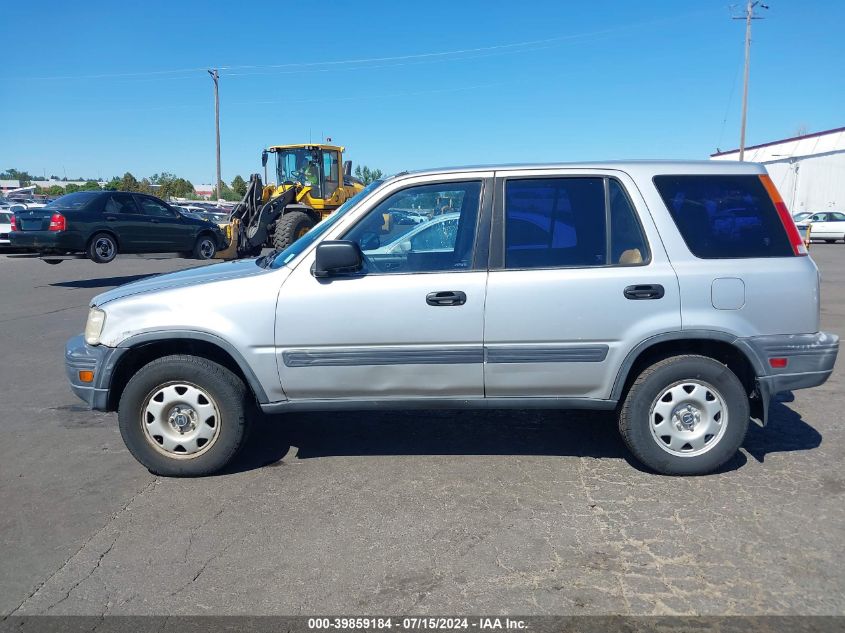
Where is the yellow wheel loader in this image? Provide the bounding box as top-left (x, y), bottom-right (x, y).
top-left (222, 144), bottom-right (364, 259)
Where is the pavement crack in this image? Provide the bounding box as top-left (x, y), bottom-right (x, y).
top-left (6, 477), bottom-right (157, 616)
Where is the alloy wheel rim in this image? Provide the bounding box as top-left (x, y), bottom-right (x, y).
top-left (648, 379), bottom-right (728, 457)
top-left (96, 238), bottom-right (114, 259)
top-left (199, 239), bottom-right (214, 258)
top-left (140, 381), bottom-right (221, 459)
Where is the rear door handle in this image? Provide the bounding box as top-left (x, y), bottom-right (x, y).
top-left (426, 290), bottom-right (466, 306)
top-left (105, 216), bottom-right (117, 221)
top-left (624, 284), bottom-right (665, 300)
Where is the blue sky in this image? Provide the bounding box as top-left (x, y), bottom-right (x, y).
top-left (1, 0), bottom-right (843, 185)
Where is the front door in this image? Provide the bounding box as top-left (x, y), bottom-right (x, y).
top-left (483, 170), bottom-right (681, 400)
top-left (275, 174), bottom-right (492, 401)
top-left (134, 195), bottom-right (190, 251)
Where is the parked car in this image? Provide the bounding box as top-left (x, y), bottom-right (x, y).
top-left (792, 212), bottom-right (812, 223)
top-left (10, 191), bottom-right (227, 263)
top-left (795, 211), bottom-right (845, 243)
top-left (64, 162), bottom-right (837, 477)
top-left (0, 211), bottom-right (12, 247)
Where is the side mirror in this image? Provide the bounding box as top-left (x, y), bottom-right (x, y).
top-left (313, 241), bottom-right (363, 278)
top-left (261, 150), bottom-right (268, 167)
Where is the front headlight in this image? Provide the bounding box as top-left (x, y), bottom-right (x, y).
top-left (84, 307), bottom-right (106, 345)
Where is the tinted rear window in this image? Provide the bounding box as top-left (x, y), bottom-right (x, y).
top-left (653, 175), bottom-right (792, 258)
top-left (45, 192), bottom-right (101, 211)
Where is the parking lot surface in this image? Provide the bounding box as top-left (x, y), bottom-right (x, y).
top-left (1, 249), bottom-right (843, 616)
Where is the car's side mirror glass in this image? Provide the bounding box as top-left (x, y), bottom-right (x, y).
top-left (313, 241), bottom-right (363, 278)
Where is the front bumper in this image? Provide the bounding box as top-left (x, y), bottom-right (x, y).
top-left (65, 334), bottom-right (125, 411)
top-left (738, 331), bottom-right (839, 424)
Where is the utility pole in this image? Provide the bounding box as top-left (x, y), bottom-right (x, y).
top-left (733, 1), bottom-right (768, 161)
top-left (208, 69), bottom-right (222, 199)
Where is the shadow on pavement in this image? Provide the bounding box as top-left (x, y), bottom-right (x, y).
top-left (51, 274), bottom-right (154, 289)
top-left (229, 402), bottom-right (822, 475)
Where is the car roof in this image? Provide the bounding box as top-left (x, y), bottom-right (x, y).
top-left (388, 160), bottom-right (768, 181)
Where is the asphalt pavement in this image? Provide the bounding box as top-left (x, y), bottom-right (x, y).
top-left (0, 248), bottom-right (843, 616)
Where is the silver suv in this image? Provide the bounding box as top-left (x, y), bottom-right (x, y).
top-left (65, 161), bottom-right (838, 476)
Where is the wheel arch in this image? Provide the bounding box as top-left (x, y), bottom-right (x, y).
top-left (106, 331), bottom-right (269, 411)
top-left (611, 330), bottom-right (764, 407)
top-left (87, 229), bottom-right (120, 249)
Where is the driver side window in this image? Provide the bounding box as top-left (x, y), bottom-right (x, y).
top-left (342, 180), bottom-right (481, 274)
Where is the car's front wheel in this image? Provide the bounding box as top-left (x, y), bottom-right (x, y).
top-left (88, 232), bottom-right (118, 263)
top-left (192, 234), bottom-right (217, 260)
top-left (118, 355), bottom-right (250, 476)
top-left (618, 355), bottom-right (749, 475)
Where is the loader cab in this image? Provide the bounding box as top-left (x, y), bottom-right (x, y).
top-left (269, 144), bottom-right (343, 201)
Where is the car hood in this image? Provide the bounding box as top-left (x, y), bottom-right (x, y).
top-left (92, 259), bottom-right (268, 306)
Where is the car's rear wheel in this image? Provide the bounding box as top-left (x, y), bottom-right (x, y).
top-left (118, 355), bottom-right (250, 476)
top-left (618, 355), bottom-right (749, 475)
top-left (88, 232), bottom-right (118, 263)
top-left (192, 234), bottom-right (217, 260)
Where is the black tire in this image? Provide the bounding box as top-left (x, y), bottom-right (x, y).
top-left (824, 239), bottom-right (835, 244)
top-left (42, 259), bottom-right (63, 265)
top-left (618, 355), bottom-right (749, 476)
top-left (273, 211), bottom-right (315, 251)
top-left (118, 355), bottom-right (250, 477)
top-left (87, 232), bottom-right (118, 264)
top-left (192, 234), bottom-right (217, 260)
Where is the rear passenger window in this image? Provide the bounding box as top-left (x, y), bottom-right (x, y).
top-left (504, 177), bottom-right (648, 269)
top-left (653, 175), bottom-right (793, 258)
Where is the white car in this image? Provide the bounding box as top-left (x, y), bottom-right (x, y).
top-left (796, 211), bottom-right (845, 243)
top-left (0, 211), bottom-right (12, 246)
top-left (369, 212), bottom-right (459, 254)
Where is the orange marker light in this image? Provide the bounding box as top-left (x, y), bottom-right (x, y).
top-left (78, 370), bottom-right (95, 383)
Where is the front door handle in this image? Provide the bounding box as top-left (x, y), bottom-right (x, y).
top-left (624, 284), bottom-right (665, 300)
top-left (105, 216), bottom-right (117, 221)
top-left (150, 218), bottom-right (160, 223)
top-left (426, 290), bottom-right (466, 306)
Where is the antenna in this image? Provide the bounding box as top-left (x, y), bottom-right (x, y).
top-left (732, 1), bottom-right (769, 161)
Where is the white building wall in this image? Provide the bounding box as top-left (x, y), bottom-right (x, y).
top-left (712, 127), bottom-right (845, 213)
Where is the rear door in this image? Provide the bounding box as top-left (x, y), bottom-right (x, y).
top-left (102, 192), bottom-right (146, 250)
top-left (483, 169), bottom-right (681, 400)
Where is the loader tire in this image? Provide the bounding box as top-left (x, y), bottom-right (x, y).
top-left (273, 211), bottom-right (315, 251)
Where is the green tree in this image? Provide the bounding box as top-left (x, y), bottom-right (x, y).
top-left (354, 165), bottom-right (383, 185)
top-left (231, 175), bottom-right (247, 197)
top-left (0, 168), bottom-right (34, 185)
top-left (120, 172), bottom-right (140, 192)
top-left (212, 181), bottom-right (241, 202)
top-left (65, 183), bottom-right (81, 193)
top-left (80, 180), bottom-right (101, 191)
top-left (47, 185), bottom-right (65, 196)
top-left (103, 177), bottom-right (121, 191)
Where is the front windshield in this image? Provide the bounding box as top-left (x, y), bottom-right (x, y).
top-left (269, 179), bottom-right (384, 269)
top-left (275, 147), bottom-right (322, 197)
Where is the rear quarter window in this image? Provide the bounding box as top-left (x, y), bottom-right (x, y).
top-left (653, 175), bottom-right (793, 258)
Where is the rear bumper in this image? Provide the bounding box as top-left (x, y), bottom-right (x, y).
top-left (65, 334), bottom-right (125, 411)
top-left (738, 331), bottom-right (838, 424)
top-left (10, 231), bottom-right (85, 252)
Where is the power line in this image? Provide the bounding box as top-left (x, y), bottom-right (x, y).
top-left (9, 11), bottom-right (708, 83)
